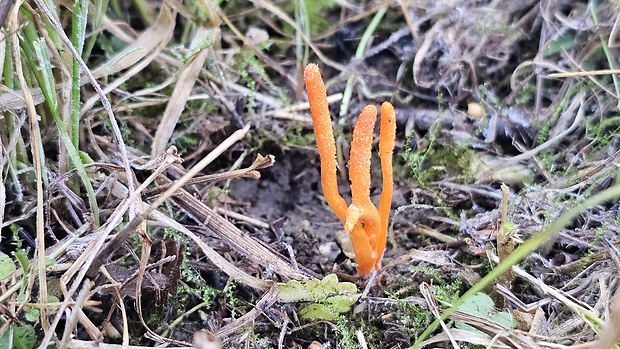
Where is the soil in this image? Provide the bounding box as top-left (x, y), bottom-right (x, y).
top-left (230, 149), bottom-right (337, 274)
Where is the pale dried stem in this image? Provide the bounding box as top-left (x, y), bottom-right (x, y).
top-left (8, 0), bottom-right (50, 335)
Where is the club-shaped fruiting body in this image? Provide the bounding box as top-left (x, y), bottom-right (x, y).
top-left (304, 63), bottom-right (396, 276)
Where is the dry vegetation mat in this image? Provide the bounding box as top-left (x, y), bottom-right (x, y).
top-left (2, 0), bottom-right (620, 348)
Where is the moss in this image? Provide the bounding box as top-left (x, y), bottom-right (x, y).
top-left (379, 267), bottom-right (465, 343)
top-left (239, 50), bottom-right (291, 114)
top-left (282, 122), bottom-right (316, 148)
top-left (396, 135), bottom-right (475, 220)
top-left (397, 119), bottom-right (475, 188)
top-left (431, 279), bottom-right (463, 306)
top-left (587, 115), bottom-right (620, 148)
top-left (174, 131), bottom-right (200, 155)
top-left (333, 316), bottom-right (359, 349)
top-left (391, 300), bottom-right (432, 339)
top-left (400, 132), bottom-right (475, 186)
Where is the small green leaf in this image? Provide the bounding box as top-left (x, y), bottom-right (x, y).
top-left (277, 274), bottom-right (361, 320)
top-left (14, 251), bottom-right (29, 274)
top-left (325, 294), bottom-right (360, 312)
top-left (79, 151), bottom-right (95, 164)
top-left (45, 257), bottom-right (56, 268)
top-left (14, 325), bottom-right (36, 349)
top-left (0, 325), bottom-right (37, 349)
top-left (0, 252), bottom-right (16, 280)
top-left (0, 328), bottom-right (8, 348)
top-left (25, 309), bottom-right (39, 323)
top-left (455, 292), bottom-right (515, 333)
top-left (298, 293), bottom-right (361, 320)
top-left (277, 274), bottom-right (359, 303)
top-left (278, 279), bottom-right (314, 303)
top-left (299, 303), bottom-right (339, 321)
top-left (491, 310), bottom-right (515, 329)
top-left (457, 292), bottom-right (495, 316)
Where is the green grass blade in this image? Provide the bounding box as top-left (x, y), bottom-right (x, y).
top-left (590, 3), bottom-right (620, 109)
top-left (411, 182), bottom-right (620, 348)
top-left (294, 0), bottom-right (310, 68)
top-left (33, 38), bottom-right (100, 227)
top-left (339, 6), bottom-right (387, 118)
top-left (2, 39), bottom-right (29, 165)
top-left (83, 0), bottom-right (109, 66)
top-left (71, 0), bottom-right (88, 147)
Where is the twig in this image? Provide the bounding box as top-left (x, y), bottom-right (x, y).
top-left (215, 286), bottom-right (279, 338)
top-left (477, 92), bottom-right (585, 183)
top-left (215, 208), bottom-right (270, 229)
top-left (86, 127), bottom-right (248, 277)
top-left (60, 280), bottom-right (96, 347)
top-left (151, 209), bottom-right (273, 290)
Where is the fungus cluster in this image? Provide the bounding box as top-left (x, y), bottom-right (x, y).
top-left (304, 64), bottom-right (396, 277)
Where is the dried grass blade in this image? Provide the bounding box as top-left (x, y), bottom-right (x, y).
top-left (60, 280), bottom-right (96, 347)
top-left (67, 340), bottom-right (192, 349)
top-left (91, 5), bottom-right (175, 78)
top-left (497, 183), bottom-right (515, 299)
top-left (339, 6), bottom-right (387, 118)
top-left (413, 180), bottom-right (620, 347)
top-left (250, 0), bottom-right (347, 72)
top-left (86, 127), bottom-right (248, 277)
top-left (214, 286), bottom-right (279, 339)
top-left (0, 155), bottom-right (4, 233)
top-left (142, 154), bottom-right (274, 199)
top-left (420, 282), bottom-right (460, 349)
top-left (170, 189), bottom-right (310, 280)
top-left (81, 6), bottom-right (176, 113)
top-left (418, 329), bottom-right (512, 349)
top-left (0, 88), bottom-right (46, 111)
top-left (150, 210), bottom-right (272, 290)
top-left (8, 7), bottom-right (50, 335)
top-left (152, 27), bottom-right (220, 155)
top-left (41, 150), bottom-right (181, 349)
top-left (33, 0), bottom-right (139, 226)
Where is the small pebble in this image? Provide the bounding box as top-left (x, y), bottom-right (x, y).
top-left (335, 230), bottom-right (355, 259)
top-left (319, 241), bottom-right (341, 261)
top-left (467, 102), bottom-right (487, 118)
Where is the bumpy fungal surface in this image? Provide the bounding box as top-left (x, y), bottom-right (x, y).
top-left (303, 64), bottom-right (348, 223)
top-left (348, 105), bottom-right (381, 263)
top-left (377, 102), bottom-right (396, 263)
top-left (304, 64), bottom-right (396, 277)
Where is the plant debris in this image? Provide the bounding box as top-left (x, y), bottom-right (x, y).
top-left (2, 0), bottom-right (620, 348)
